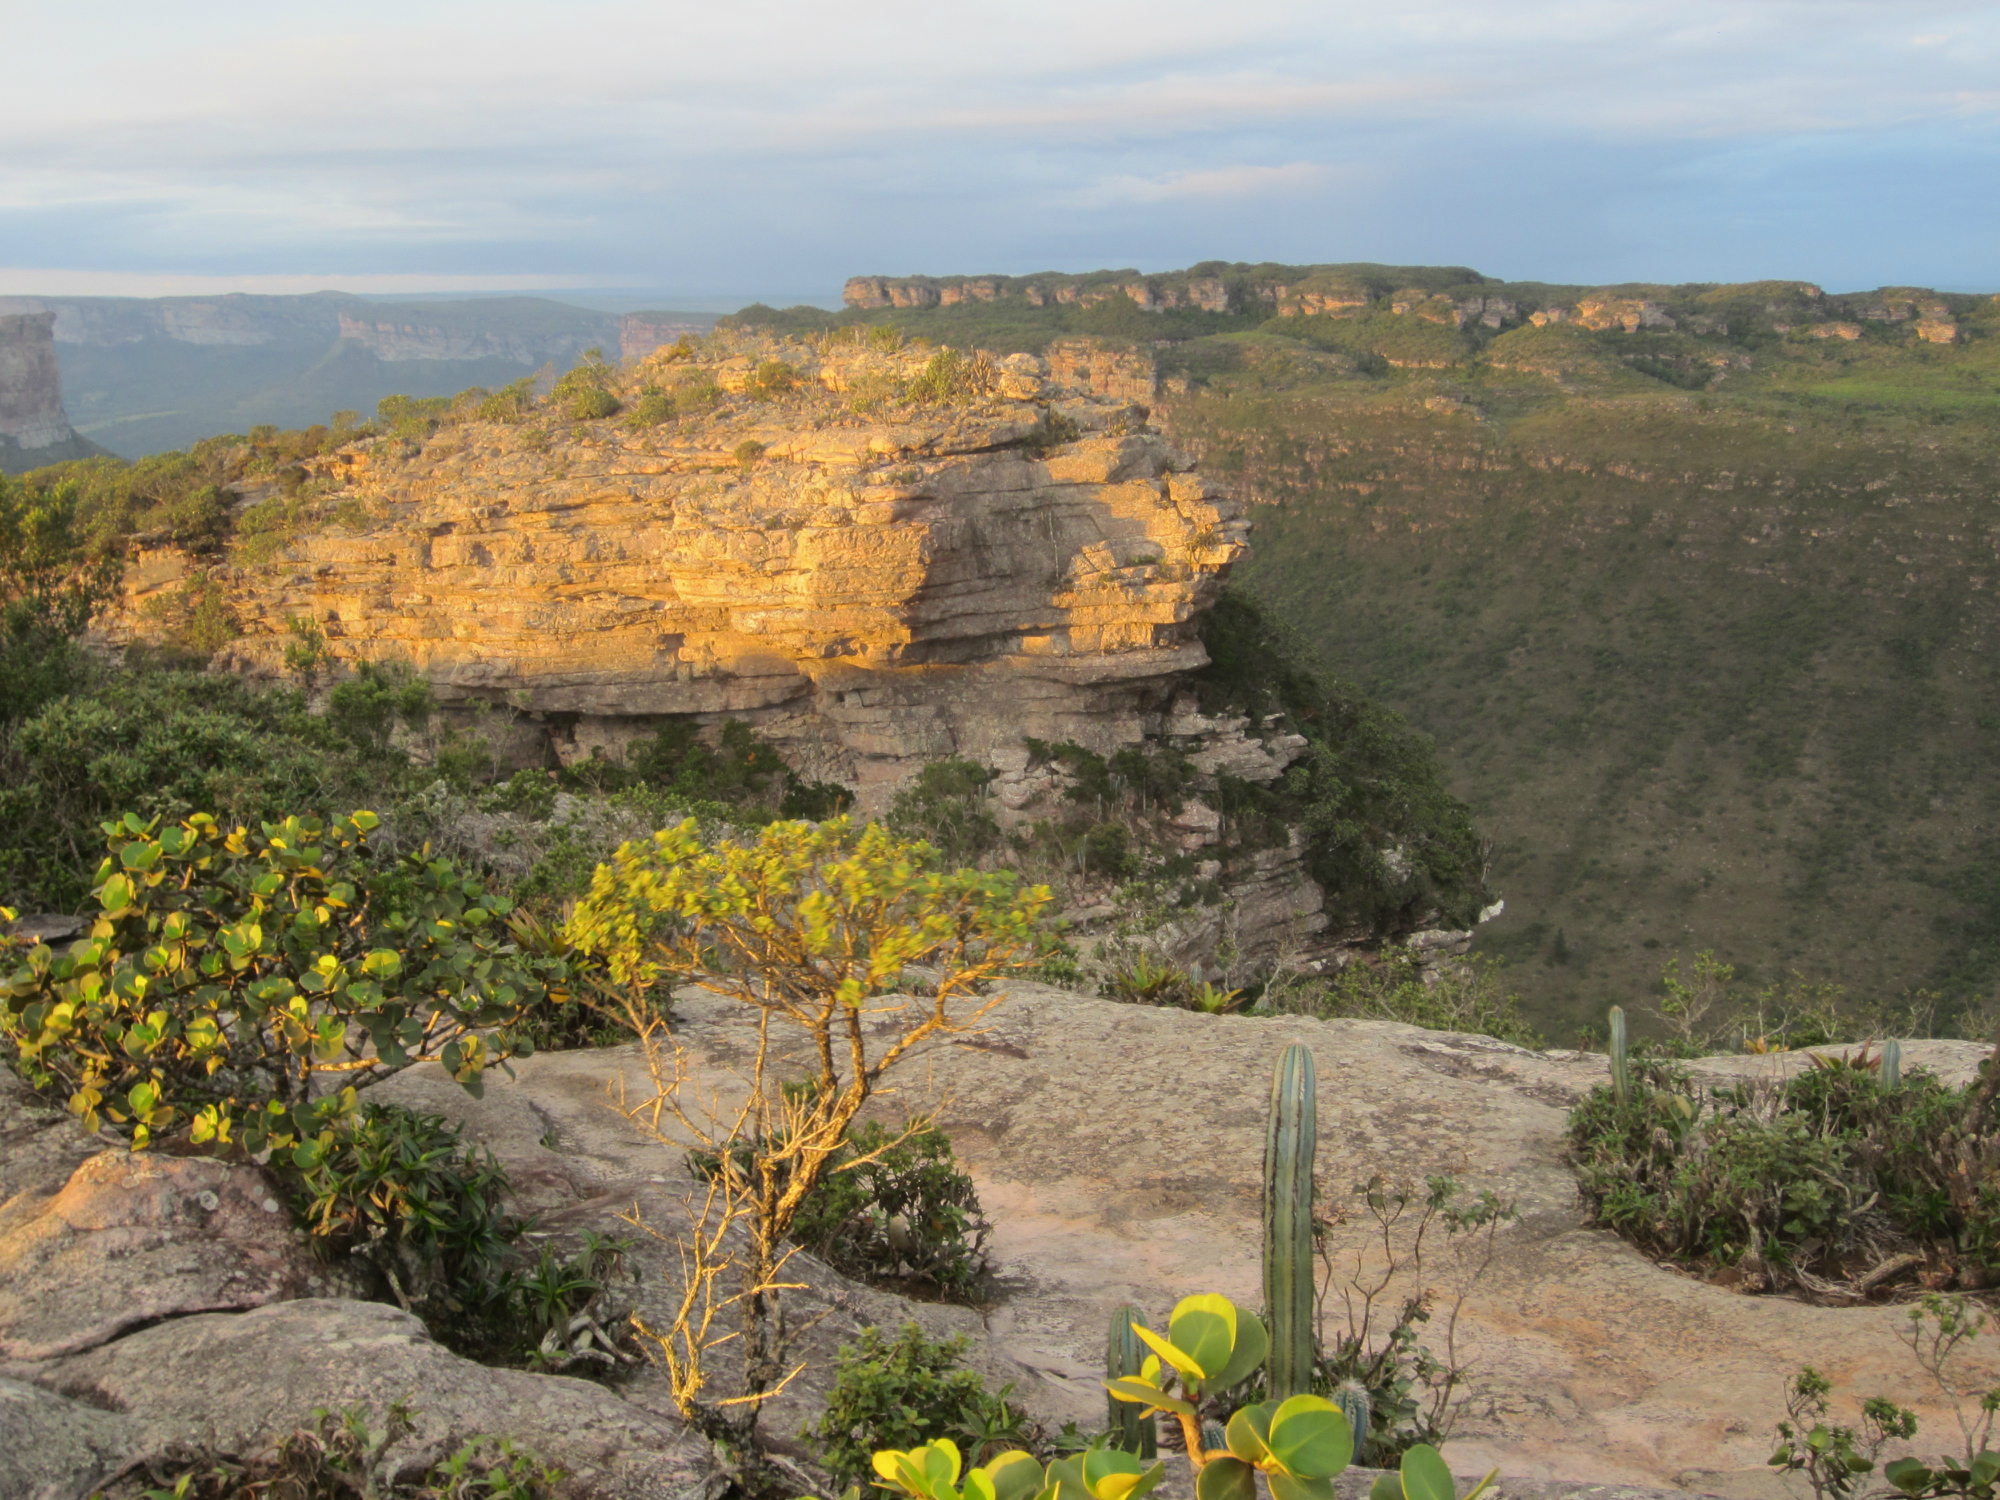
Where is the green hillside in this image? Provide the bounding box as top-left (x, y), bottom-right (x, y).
top-left (738, 267), bottom-right (2000, 1036)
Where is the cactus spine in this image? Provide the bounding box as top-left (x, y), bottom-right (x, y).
top-left (1263, 1042), bottom-right (1317, 1402)
top-left (1105, 1305), bottom-right (1157, 1457)
top-left (1608, 1005), bottom-right (1630, 1107)
top-left (1881, 1039), bottom-right (1903, 1094)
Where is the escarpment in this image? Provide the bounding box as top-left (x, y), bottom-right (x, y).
top-left (107, 334), bottom-right (1353, 954)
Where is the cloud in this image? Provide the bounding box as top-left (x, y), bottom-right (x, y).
top-left (1082, 163), bottom-right (1345, 206)
top-left (2, 0), bottom-right (1999, 292)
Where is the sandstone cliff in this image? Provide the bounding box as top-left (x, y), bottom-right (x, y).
top-left (105, 332), bottom-right (1347, 951)
top-left (113, 334), bottom-right (1245, 793)
top-left (0, 311), bottom-right (98, 475)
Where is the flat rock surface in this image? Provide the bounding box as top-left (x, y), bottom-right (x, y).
top-left (367, 985), bottom-right (2000, 1498)
top-left (38, 1299), bottom-right (709, 1498)
top-left (0, 1376), bottom-right (137, 1500)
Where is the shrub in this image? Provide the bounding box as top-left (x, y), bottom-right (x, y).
top-left (0, 810), bottom-right (567, 1154)
top-left (566, 817), bottom-right (1050, 1484)
top-left (106, 1404), bottom-right (565, 1500)
top-left (733, 438), bottom-right (767, 470)
top-left (293, 1100), bottom-right (521, 1322)
top-left (569, 387), bottom-right (621, 421)
top-left (889, 758), bottom-right (999, 863)
top-left (327, 660), bottom-right (435, 752)
top-left (791, 1120), bottom-right (992, 1301)
top-left (0, 670), bottom-right (385, 912)
top-left (1264, 951), bottom-right (1542, 1047)
top-left (1566, 1046), bottom-right (2000, 1293)
top-left (809, 1324), bottom-right (1033, 1489)
top-left (907, 349), bottom-right (999, 405)
top-left (626, 386), bottom-right (676, 426)
top-left (744, 360), bottom-right (799, 400)
top-left (0, 473), bottom-right (121, 723)
top-left (138, 575), bottom-right (241, 658)
top-left (477, 378), bottom-right (535, 423)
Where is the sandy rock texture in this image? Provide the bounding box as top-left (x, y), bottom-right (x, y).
top-left (365, 990), bottom-right (2000, 1500)
top-left (9, 978), bottom-right (1982, 1499)
top-left (107, 334), bottom-right (1248, 806)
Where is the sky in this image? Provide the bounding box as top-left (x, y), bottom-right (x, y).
top-left (5, 0), bottom-right (1999, 303)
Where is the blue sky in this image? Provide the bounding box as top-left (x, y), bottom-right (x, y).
top-left (5, 0), bottom-right (1998, 302)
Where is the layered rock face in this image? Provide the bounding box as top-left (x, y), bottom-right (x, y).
top-left (125, 335), bottom-right (1252, 804)
top-left (0, 312), bottom-right (94, 474)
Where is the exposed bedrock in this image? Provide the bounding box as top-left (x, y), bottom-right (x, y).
top-left (109, 338), bottom-right (1252, 801)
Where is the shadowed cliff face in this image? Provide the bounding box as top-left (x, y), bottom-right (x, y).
top-left (107, 334), bottom-right (1252, 804)
top-left (0, 311), bottom-right (96, 474)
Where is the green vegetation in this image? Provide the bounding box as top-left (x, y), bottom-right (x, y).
top-left (790, 1120), bottom-right (992, 1301)
top-left (1763, 1296), bottom-right (2000, 1500)
top-left (809, 1325), bottom-right (1034, 1489)
top-left (106, 1403), bottom-right (564, 1499)
top-left (0, 809), bottom-right (564, 1151)
top-left (1567, 1020), bottom-right (2000, 1295)
top-left (564, 818), bottom-right (1050, 1489)
top-left (737, 265), bottom-right (2000, 1036)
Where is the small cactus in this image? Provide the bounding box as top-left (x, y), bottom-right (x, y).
top-left (1608, 1004), bottom-right (1630, 1106)
top-left (1263, 1042), bottom-right (1318, 1402)
top-left (1881, 1039), bottom-right (1903, 1094)
top-left (1105, 1305), bottom-right (1157, 1457)
top-left (1334, 1380), bottom-right (1372, 1463)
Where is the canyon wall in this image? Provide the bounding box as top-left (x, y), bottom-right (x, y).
top-left (107, 333), bottom-right (1334, 955)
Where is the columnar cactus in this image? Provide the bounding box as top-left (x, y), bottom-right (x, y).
top-left (1881, 1039), bottom-right (1903, 1094)
top-left (1263, 1043), bottom-right (1317, 1402)
top-left (1107, 1305), bottom-right (1158, 1457)
top-left (1608, 1005), bottom-right (1630, 1107)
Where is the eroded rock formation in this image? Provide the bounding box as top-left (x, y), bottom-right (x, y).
top-left (0, 311), bottom-right (95, 474)
top-left (113, 335), bottom-right (1248, 797)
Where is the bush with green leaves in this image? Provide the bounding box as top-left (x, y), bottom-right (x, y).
top-left (1567, 1040), bottom-right (2000, 1293)
top-left (1260, 952), bottom-right (1540, 1048)
top-left (889, 759), bottom-right (1001, 863)
top-left (810, 1324), bottom-right (1034, 1490)
top-left (791, 1120), bottom-right (992, 1301)
top-left (109, 1402), bottom-right (563, 1500)
top-left (0, 472), bottom-right (122, 725)
top-left (293, 1099), bottom-right (520, 1317)
top-left (0, 810), bottom-right (567, 1154)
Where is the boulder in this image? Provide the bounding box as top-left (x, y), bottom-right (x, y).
top-left (0, 1066), bottom-right (328, 1362)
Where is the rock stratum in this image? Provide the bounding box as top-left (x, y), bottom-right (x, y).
top-left (114, 335), bottom-right (1249, 794)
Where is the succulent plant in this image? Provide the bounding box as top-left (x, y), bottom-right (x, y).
top-left (1263, 1043), bottom-right (1317, 1402)
top-left (1881, 1038), bottom-right (1903, 1093)
top-left (865, 1439), bottom-right (1165, 1500)
top-left (1107, 1305), bottom-right (1158, 1458)
top-left (1608, 1004), bottom-right (1630, 1106)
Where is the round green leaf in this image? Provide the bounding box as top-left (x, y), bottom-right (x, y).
top-left (1397, 1445), bottom-right (1456, 1500)
top-left (1370, 1472), bottom-right (1405, 1500)
top-left (1225, 1402), bottom-right (1277, 1465)
top-left (1268, 1396), bottom-right (1353, 1480)
top-left (1269, 1475), bottom-right (1336, 1500)
top-left (1204, 1308), bottom-right (1269, 1396)
top-left (1195, 1457), bottom-right (1258, 1500)
top-left (1168, 1295), bottom-right (1239, 1379)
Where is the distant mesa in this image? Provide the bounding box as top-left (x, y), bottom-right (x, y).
top-left (0, 311), bottom-right (102, 475)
